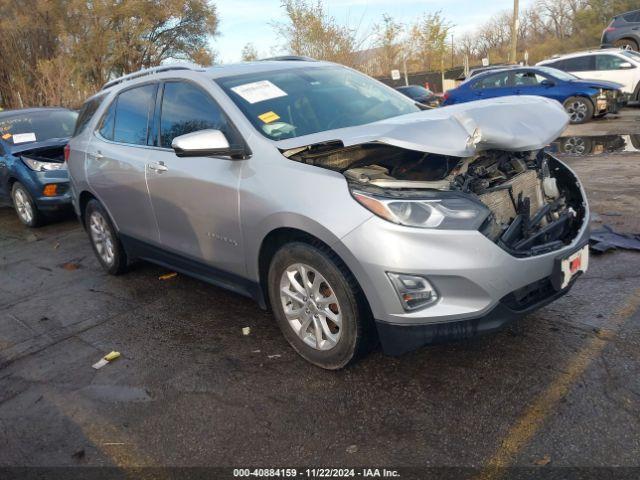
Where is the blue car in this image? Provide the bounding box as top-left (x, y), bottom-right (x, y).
top-left (442, 66), bottom-right (625, 124)
top-left (0, 108), bottom-right (78, 227)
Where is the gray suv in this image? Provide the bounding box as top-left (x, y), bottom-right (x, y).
top-left (68, 60), bottom-right (589, 369)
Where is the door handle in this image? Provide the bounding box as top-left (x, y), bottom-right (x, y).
top-left (88, 151), bottom-right (104, 160)
top-left (148, 161), bottom-right (168, 173)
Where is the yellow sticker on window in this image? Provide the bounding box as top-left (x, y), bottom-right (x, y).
top-left (258, 111), bottom-right (280, 124)
top-left (2, 133), bottom-right (11, 140)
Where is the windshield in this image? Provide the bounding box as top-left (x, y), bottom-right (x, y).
top-left (216, 66), bottom-right (420, 140)
top-left (0, 110), bottom-right (78, 146)
top-left (538, 66), bottom-right (577, 81)
top-left (622, 50), bottom-right (640, 60)
top-left (399, 86), bottom-right (433, 97)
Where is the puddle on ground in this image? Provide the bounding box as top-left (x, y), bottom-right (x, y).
top-left (547, 134), bottom-right (640, 156)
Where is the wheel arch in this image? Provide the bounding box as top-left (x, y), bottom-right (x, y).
top-left (256, 226), bottom-right (371, 316)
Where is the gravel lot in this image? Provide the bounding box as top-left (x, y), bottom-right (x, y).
top-left (1, 108), bottom-right (639, 478)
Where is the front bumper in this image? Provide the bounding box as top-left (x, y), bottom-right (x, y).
top-left (375, 261), bottom-right (582, 355)
top-left (30, 170), bottom-right (72, 211)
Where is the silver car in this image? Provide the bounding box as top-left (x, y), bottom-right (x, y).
top-left (68, 60), bottom-right (589, 369)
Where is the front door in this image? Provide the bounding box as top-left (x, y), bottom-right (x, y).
top-left (145, 80), bottom-right (245, 277)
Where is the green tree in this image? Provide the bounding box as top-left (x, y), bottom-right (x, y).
top-left (372, 14), bottom-right (404, 75)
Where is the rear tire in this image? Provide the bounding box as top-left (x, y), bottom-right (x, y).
top-left (268, 242), bottom-right (373, 369)
top-left (614, 39), bottom-right (639, 51)
top-left (563, 96), bottom-right (594, 124)
top-left (84, 199), bottom-right (127, 275)
top-left (11, 182), bottom-right (42, 228)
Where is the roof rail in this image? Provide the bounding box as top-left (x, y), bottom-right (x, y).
top-left (101, 65), bottom-right (202, 90)
top-left (259, 55), bottom-right (317, 62)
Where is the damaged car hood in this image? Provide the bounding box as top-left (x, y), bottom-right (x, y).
top-left (277, 96), bottom-right (569, 157)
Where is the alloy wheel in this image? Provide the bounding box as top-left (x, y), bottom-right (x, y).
top-left (562, 137), bottom-right (586, 155)
top-left (14, 188), bottom-right (34, 224)
top-left (279, 263), bottom-right (342, 351)
top-left (566, 100), bottom-right (588, 123)
top-left (89, 211), bottom-right (115, 266)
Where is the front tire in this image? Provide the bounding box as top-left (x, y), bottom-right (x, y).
top-left (11, 182), bottom-right (42, 228)
top-left (268, 242), bottom-right (372, 369)
top-left (84, 199), bottom-right (127, 275)
top-left (563, 96), bottom-right (594, 124)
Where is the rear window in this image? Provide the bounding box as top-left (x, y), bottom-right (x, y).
top-left (74, 94), bottom-right (105, 136)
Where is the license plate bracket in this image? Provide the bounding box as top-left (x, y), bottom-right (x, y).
top-left (551, 244), bottom-right (589, 291)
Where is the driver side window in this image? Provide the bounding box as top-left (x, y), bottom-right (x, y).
top-left (159, 81), bottom-right (233, 149)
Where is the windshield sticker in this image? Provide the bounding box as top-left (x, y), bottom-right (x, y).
top-left (231, 80), bottom-right (287, 104)
top-left (258, 111), bottom-right (281, 124)
top-left (12, 132), bottom-right (36, 144)
top-left (1, 133), bottom-right (11, 140)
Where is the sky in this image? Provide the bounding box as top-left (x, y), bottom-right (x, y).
top-left (212, 0), bottom-right (532, 63)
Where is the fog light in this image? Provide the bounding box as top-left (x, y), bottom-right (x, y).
top-left (387, 273), bottom-right (438, 311)
top-left (43, 184), bottom-right (58, 197)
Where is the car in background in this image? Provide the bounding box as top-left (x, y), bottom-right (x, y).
top-left (442, 66), bottom-right (624, 124)
top-left (0, 108), bottom-right (77, 227)
top-left (395, 85), bottom-right (442, 107)
top-left (537, 48), bottom-right (640, 101)
top-left (456, 64), bottom-right (519, 81)
top-left (601, 9), bottom-right (640, 51)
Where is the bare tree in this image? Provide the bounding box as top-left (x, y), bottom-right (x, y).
top-left (371, 14), bottom-right (404, 75)
top-left (241, 43), bottom-right (259, 61)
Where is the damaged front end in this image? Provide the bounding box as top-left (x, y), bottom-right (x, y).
top-left (281, 99), bottom-right (586, 257)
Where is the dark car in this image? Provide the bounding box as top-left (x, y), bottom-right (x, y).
top-left (442, 66), bottom-right (625, 124)
top-left (395, 85), bottom-right (442, 107)
top-left (601, 9), bottom-right (640, 51)
top-left (456, 64), bottom-right (519, 81)
top-left (0, 108), bottom-right (78, 227)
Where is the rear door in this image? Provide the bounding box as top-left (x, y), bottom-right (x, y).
top-left (469, 71), bottom-right (514, 100)
top-left (86, 83), bottom-right (160, 243)
top-left (145, 80), bottom-right (246, 276)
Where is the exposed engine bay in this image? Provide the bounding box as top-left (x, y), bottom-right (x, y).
top-left (283, 142), bottom-right (586, 257)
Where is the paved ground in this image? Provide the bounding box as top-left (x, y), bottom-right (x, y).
top-left (1, 108), bottom-right (639, 477)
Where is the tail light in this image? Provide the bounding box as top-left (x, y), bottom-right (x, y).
top-left (443, 90), bottom-right (450, 101)
top-left (604, 26), bottom-right (616, 33)
top-left (63, 143), bottom-right (70, 162)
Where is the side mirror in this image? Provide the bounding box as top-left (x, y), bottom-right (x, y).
top-left (171, 129), bottom-right (248, 158)
top-left (618, 62), bottom-right (634, 69)
top-left (540, 79), bottom-right (555, 88)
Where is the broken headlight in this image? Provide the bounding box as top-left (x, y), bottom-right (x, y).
top-left (352, 190), bottom-right (489, 230)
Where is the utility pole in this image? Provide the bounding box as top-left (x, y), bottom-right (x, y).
top-left (510, 0), bottom-right (519, 64)
top-left (450, 34), bottom-right (454, 68)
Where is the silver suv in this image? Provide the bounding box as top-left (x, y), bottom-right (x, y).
top-left (68, 60), bottom-right (589, 369)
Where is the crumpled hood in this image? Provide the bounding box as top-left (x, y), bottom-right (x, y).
top-left (276, 96), bottom-right (569, 157)
top-left (9, 137), bottom-right (69, 156)
top-left (569, 78), bottom-right (624, 91)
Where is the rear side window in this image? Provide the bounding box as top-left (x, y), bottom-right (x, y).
top-left (159, 81), bottom-right (233, 148)
top-left (556, 56), bottom-right (594, 72)
top-left (623, 11), bottom-right (640, 23)
top-left (98, 100), bottom-right (116, 141)
top-left (112, 84), bottom-right (157, 145)
top-left (74, 94), bottom-right (105, 136)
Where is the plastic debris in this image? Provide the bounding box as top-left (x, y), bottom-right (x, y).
top-left (92, 351), bottom-right (121, 370)
top-left (159, 272), bottom-right (178, 280)
top-left (267, 354), bottom-right (281, 359)
top-left (242, 327), bottom-right (251, 336)
top-left (590, 225), bottom-right (640, 253)
top-left (534, 454), bottom-right (551, 466)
